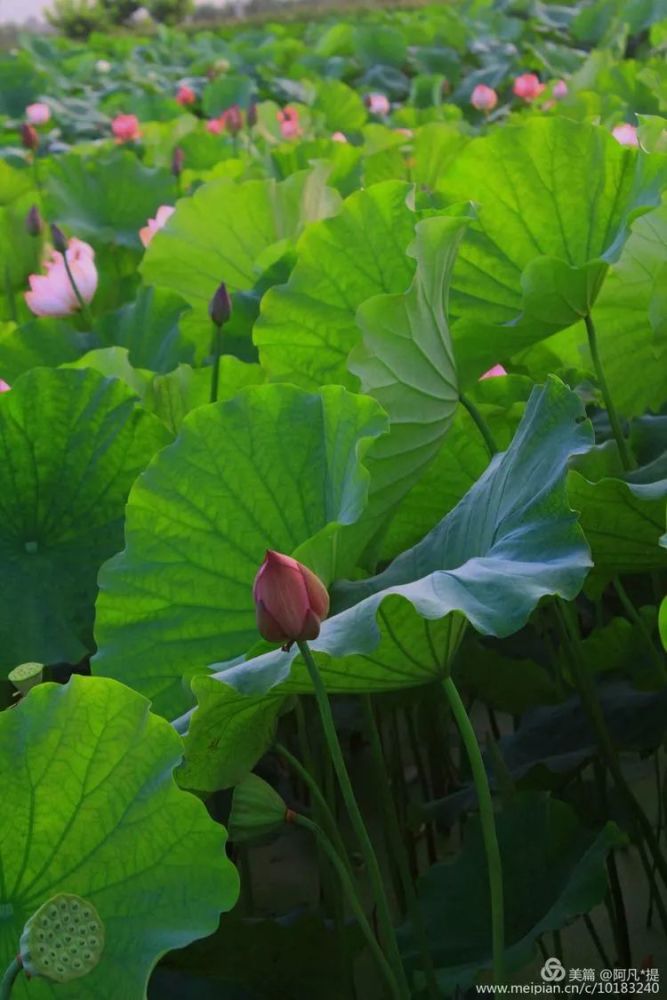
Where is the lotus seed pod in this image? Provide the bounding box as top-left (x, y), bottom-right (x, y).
top-left (8, 662), bottom-right (44, 697)
top-left (19, 893), bottom-right (105, 983)
top-left (228, 773), bottom-right (287, 843)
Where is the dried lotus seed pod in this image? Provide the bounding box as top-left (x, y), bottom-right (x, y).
top-left (19, 893), bottom-right (104, 983)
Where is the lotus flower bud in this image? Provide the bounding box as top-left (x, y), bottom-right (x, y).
top-left (171, 146), bottom-right (185, 177)
top-left (512, 73), bottom-right (545, 102)
top-left (224, 105), bottom-right (243, 135)
top-left (209, 281), bottom-right (232, 327)
top-left (246, 102), bottom-right (257, 127)
top-left (228, 773), bottom-right (287, 842)
top-left (26, 102), bottom-right (50, 126)
top-left (19, 894), bottom-right (104, 983)
top-left (471, 84), bottom-right (498, 112)
top-left (50, 224), bottom-right (68, 254)
top-left (26, 204), bottom-right (42, 237)
top-left (21, 123), bottom-right (38, 150)
top-left (253, 550), bottom-right (330, 645)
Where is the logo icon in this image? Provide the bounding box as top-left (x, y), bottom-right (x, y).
top-left (541, 957), bottom-right (566, 983)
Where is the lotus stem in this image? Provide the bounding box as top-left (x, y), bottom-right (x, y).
top-left (459, 393), bottom-right (498, 457)
top-left (0, 957), bottom-right (22, 1000)
top-left (584, 313), bottom-right (633, 470)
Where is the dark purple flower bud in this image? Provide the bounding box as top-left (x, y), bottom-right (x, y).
top-left (246, 102), bottom-right (257, 128)
top-left (209, 281), bottom-right (232, 327)
top-left (50, 224), bottom-right (68, 254)
top-left (21, 124), bottom-right (38, 151)
top-left (224, 105), bottom-right (243, 135)
top-left (25, 204), bottom-right (42, 237)
top-left (171, 146), bottom-right (185, 178)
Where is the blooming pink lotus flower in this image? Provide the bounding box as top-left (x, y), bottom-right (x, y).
top-left (25, 102), bottom-right (50, 126)
top-left (513, 74), bottom-right (545, 101)
top-left (176, 85), bottom-right (196, 106)
top-left (365, 92), bottom-right (390, 115)
top-left (0, 380), bottom-right (10, 392)
top-left (111, 114), bottom-right (141, 142)
top-left (206, 117), bottom-right (224, 135)
top-left (480, 364), bottom-right (507, 380)
top-left (139, 205), bottom-right (175, 249)
top-left (552, 79), bottom-right (568, 100)
top-left (612, 123), bottom-right (639, 147)
top-left (253, 550), bottom-right (330, 645)
top-left (331, 131), bottom-right (348, 143)
top-left (277, 106), bottom-right (301, 140)
top-left (471, 84), bottom-right (498, 112)
top-left (25, 238), bottom-right (97, 318)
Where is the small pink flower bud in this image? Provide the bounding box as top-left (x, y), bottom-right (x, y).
top-left (365, 92), bottom-right (390, 115)
top-left (171, 146), bottom-right (185, 177)
top-left (0, 379), bottom-right (11, 392)
top-left (247, 102), bottom-right (257, 127)
top-left (552, 79), bottom-right (568, 100)
top-left (111, 114), bottom-right (141, 143)
top-left (176, 84), bottom-right (196, 106)
top-left (223, 104), bottom-right (243, 135)
top-left (512, 73), bottom-right (545, 102)
top-left (480, 364), bottom-right (507, 380)
top-left (612, 123), bottom-right (639, 147)
top-left (331, 131), bottom-right (348, 143)
top-left (471, 84), bottom-right (498, 112)
top-left (26, 102), bottom-right (50, 126)
top-left (253, 550), bottom-right (330, 645)
top-left (50, 224), bottom-right (68, 253)
top-left (21, 124), bottom-right (38, 150)
top-left (25, 204), bottom-right (42, 237)
top-left (209, 281), bottom-right (232, 327)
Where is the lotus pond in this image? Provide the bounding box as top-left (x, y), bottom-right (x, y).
top-left (0, 1), bottom-right (666, 998)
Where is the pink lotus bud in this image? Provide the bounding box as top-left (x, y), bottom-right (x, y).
top-left (21, 124), bottom-right (38, 150)
top-left (471, 84), bottom-right (498, 111)
top-left (552, 79), bottom-right (568, 100)
top-left (277, 106), bottom-right (301, 140)
top-left (612, 123), bottom-right (639, 147)
top-left (111, 114), bottom-right (141, 143)
top-left (247, 102), bottom-right (257, 127)
top-left (0, 380), bottom-right (11, 392)
top-left (222, 104), bottom-right (243, 135)
top-left (512, 73), bottom-right (545, 102)
top-left (26, 102), bottom-right (50, 126)
top-left (171, 146), bottom-right (185, 177)
top-left (176, 85), bottom-right (196, 106)
top-left (25, 204), bottom-right (42, 237)
top-left (25, 237), bottom-right (97, 318)
top-left (139, 205), bottom-right (175, 249)
top-left (480, 364), bottom-right (507, 380)
top-left (253, 550), bottom-right (330, 645)
top-left (206, 117), bottom-right (224, 135)
top-left (331, 131), bottom-right (348, 143)
top-left (209, 281), bottom-right (232, 327)
top-left (365, 92), bottom-right (390, 115)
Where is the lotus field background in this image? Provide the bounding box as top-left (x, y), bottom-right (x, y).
top-left (0, 0), bottom-right (666, 996)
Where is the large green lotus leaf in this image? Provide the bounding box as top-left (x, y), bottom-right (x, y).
top-left (660, 597), bottom-right (667, 651)
top-left (442, 118), bottom-right (667, 377)
top-left (143, 360), bottom-right (264, 436)
top-left (313, 78), bottom-right (367, 132)
top-left (568, 469), bottom-right (667, 580)
top-left (0, 192), bottom-right (42, 299)
top-left (349, 215), bottom-right (466, 517)
top-left (45, 151), bottom-right (176, 249)
top-left (92, 384), bottom-right (388, 718)
top-left (205, 377), bottom-right (592, 703)
top-left (0, 160), bottom-right (34, 206)
top-left (0, 319), bottom-right (92, 382)
top-left (97, 286), bottom-right (194, 373)
top-left (0, 675), bottom-right (239, 1000)
top-left (399, 793), bottom-right (624, 994)
top-left (140, 167), bottom-right (341, 311)
top-left (381, 375), bottom-right (533, 559)
top-left (253, 181), bottom-right (418, 390)
top-left (0, 367), bottom-right (170, 673)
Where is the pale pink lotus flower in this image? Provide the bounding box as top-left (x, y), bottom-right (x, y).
top-left (513, 74), bottom-right (545, 101)
top-left (25, 238), bottom-right (97, 318)
top-left (139, 205), bottom-right (175, 248)
top-left (25, 102), bottom-right (50, 126)
top-left (0, 380), bottom-right (10, 392)
top-left (206, 117), bottom-right (224, 134)
top-left (480, 364), bottom-right (507, 380)
top-left (176, 84), bottom-right (196, 106)
top-left (612, 123), bottom-right (639, 147)
top-left (111, 114), bottom-right (141, 142)
top-left (471, 84), bottom-right (498, 112)
top-left (277, 106), bottom-right (301, 140)
top-left (366, 92), bottom-right (390, 115)
top-left (552, 79), bottom-right (568, 100)
top-left (332, 131), bottom-right (348, 143)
